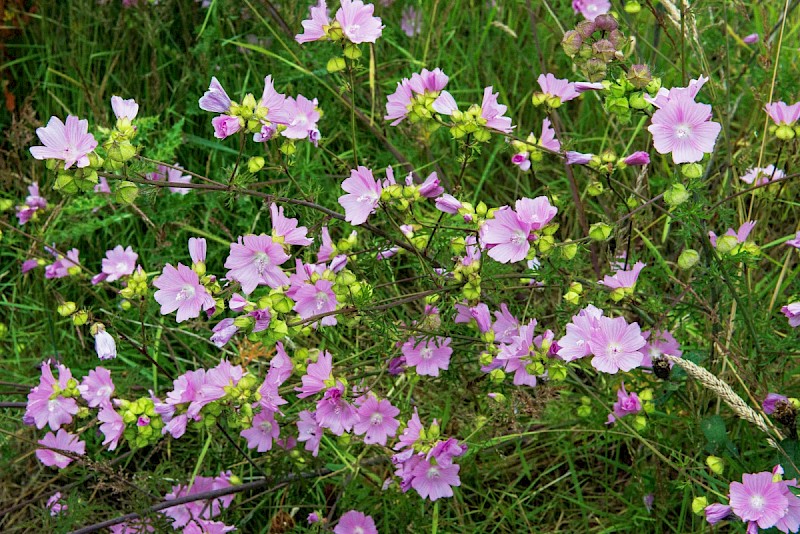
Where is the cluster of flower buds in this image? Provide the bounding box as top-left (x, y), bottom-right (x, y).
top-left (562, 14), bottom-right (628, 82)
top-left (118, 397), bottom-right (164, 449)
top-left (603, 68), bottom-right (661, 122)
top-left (103, 96), bottom-right (139, 170)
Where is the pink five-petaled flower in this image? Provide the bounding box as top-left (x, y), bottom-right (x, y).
top-left (336, 0), bottom-right (384, 44)
top-left (270, 203), bottom-right (312, 247)
top-left (556, 304), bottom-right (603, 362)
top-left (401, 336), bottom-right (452, 377)
top-left (480, 86), bottom-right (514, 133)
top-left (480, 196), bottom-right (557, 264)
top-left (153, 263), bottom-right (215, 323)
top-left (46, 492), bottom-right (67, 516)
top-left (316, 384), bottom-right (358, 435)
top-left (79, 367), bottom-right (115, 408)
top-left (36, 429), bottom-right (86, 468)
top-left (292, 278), bottom-right (338, 326)
top-left (44, 248), bottom-right (80, 280)
top-left (589, 316), bottom-right (646, 373)
top-left (98, 403), bottom-right (124, 451)
top-left (25, 361), bottom-right (79, 431)
top-left (648, 95), bottom-right (721, 164)
top-left (606, 382), bottom-right (643, 424)
top-left (295, 0), bottom-right (331, 43)
top-left (111, 96), bottom-right (139, 121)
top-left (765, 101), bottom-right (800, 127)
top-left (599, 261), bottom-right (646, 290)
top-left (538, 117), bottom-right (561, 152)
top-left (30, 115), bottom-right (98, 170)
top-left (572, 0), bottom-right (610, 20)
top-left (100, 245), bottom-right (138, 283)
top-left (729, 471), bottom-right (789, 530)
top-left (354, 396), bottom-right (400, 446)
top-left (334, 510), bottom-right (378, 534)
top-left (296, 351), bottom-right (334, 398)
top-left (240, 410), bottom-right (280, 452)
top-left (410, 458), bottom-right (461, 501)
top-left (297, 410), bottom-right (323, 456)
top-left (146, 164), bottom-right (192, 195)
top-left (338, 166), bottom-right (382, 225)
top-left (763, 393), bottom-right (790, 415)
top-left (199, 77), bottom-right (232, 113)
top-left (224, 235), bottom-right (290, 295)
top-left (281, 95), bottom-right (321, 143)
top-left (535, 73), bottom-right (580, 105)
top-left (782, 302), bottom-right (800, 328)
top-left (741, 165), bottom-right (784, 186)
top-left (640, 329), bottom-right (682, 368)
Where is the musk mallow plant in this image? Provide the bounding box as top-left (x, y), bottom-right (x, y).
top-left (5, 0), bottom-right (800, 531)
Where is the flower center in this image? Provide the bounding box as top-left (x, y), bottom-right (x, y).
top-left (511, 230), bottom-right (528, 245)
top-left (370, 413), bottom-right (384, 426)
top-left (260, 420), bottom-right (273, 433)
top-left (254, 252), bottom-right (271, 274)
top-left (426, 466), bottom-right (441, 480)
top-left (177, 284), bottom-right (195, 302)
top-left (675, 124), bottom-right (691, 139)
top-left (315, 291), bottom-right (330, 310)
top-left (749, 494), bottom-right (766, 510)
top-left (420, 348), bottom-right (433, 360)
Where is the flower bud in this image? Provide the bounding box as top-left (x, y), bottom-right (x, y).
top-left (594, 14), bottom-right (619, 32)
top-left (627, 64), bottom-right (652, 89)
top-left (326, 57), bottom-right (347, 73)
top-left (589, 222), bottom-right (613, 241)
top-left (715, 235), bottom-right (738, 254)
top-left (72, 310), bottom-right (89, 326)
top-left (115, 181), bottom-right (139, 204)
top-left (624, 1), bottom-right (642, 13)
top-left (488, 369), bottom-right (505, 384)
top-left (681, 163), bottom-right (704, 179)
top-left (57, 302), bottom-right (77, 317)
top-left (576, 20), bottom-right (596, 39)
top-left (343, 43), bottom-right (362, 59)
top-left (561, 30), bottom-right (583, 57)
top-left (562, 241), bottom-right (578, 260)
top-left (663, 183), bottom-right (689, 207)
top-left (706, 455), bottom-right (724, 475)
top-left (592, 39), bottom-right (616, 62)
top-left (577, 405), bottom-right (592, 417)
top-left (585, 58), bottom-right (608, 82)
top-left (247, 156), bottom-right (265, 173)
top-left (628, 92), bottom-right (649, 110)
top-left (691, 497), bottom-right (708, 516)
top-left (776, 124), bottom-right (796, 140)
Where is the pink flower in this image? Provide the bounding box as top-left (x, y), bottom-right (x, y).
top-left (79, 367), bottom-right (115, 408)
top-left (787, 231), bottom-right (800, 249)
top-left (401, 6), bottom-right (422, 37)
top-left (535, 73), bottom-right (580, 105)
top-left (94, 329), bottom-right (117, 360)
top-left (36, 429), bottom-right (86, 468)
top-left (271, 203), bottom-right (312, 246)
top-left (224, 235), bottom-right (290, 294)
top-left (480, 207), bottom-right (531, 264)
top-left (566, 151), bottom-right (594, 165)
top-left (709, 220), bottom-right (757, 248)
top-left (645, 75), bottom-right (709, 109)
top-left (297, 410), bottom-right (323, 456)
top-left (641, 329), bottom-right (682, 368)
top-left (454, 302), bottom-right (492, 333)
top-left (46, 492), bottom-right (67, 516)
top-left (25, 362), bottom-right (79, 431)
top-left (147, 164), bottom-right (192, 194)
top-left (480, 86), bottom-right (514, 133)
top-left (281, 95), bottom-right (321, 142)
top-left (199, 77), bottom-right (232, 113)
top-left (98, 403), bottom-right (124, 450)
top-left (295, 1), bottom-right (331, 43)
top-left (401, 337), bottom-right (452, 377)
top-left (589, 316), bottom-right (645, 373)
top-left (606, 382), bottom-right (642, 424)
top-left (538, 117), bottom-right (561, 152)
top-left (30, 115), bottom-right (98, 170)
top-left (782, 302), bottom-right (800, 328)
top-left (729, 472), bottom-right (789, 529)
top-left (599, 261), bottom-right (646, 290)
top-left (705, 503), bottom-right (732, 524)
top-left (315, 385), bottom-right (358, 435)
top-left (334, 510), bottom-right (378, 534)
top-left (385, 68), bottom-right (449, 125)
top-left (210, 318), bottom-right (238, 347)
top-left (765, 101), bottom-right (800, 126)
top-left (241, 410), bottom-right (280, 452)
top-left (623, 151), bottom-right (650, 166)
top-left (354, 396), bottom-right (400, 445)
top-left (292, 279), bottom-right (338, 326)
top-left (211, 115), bottom-right (241, 139)
top-left (100, 245), bottom-right (138, 282)
top-left (572, 0), bottom-right (610, 20)
top-left (16, 182), bottom-right (47, 225)
top-left (183, 520), bottom-right (236, 534)
top-left (763, 393), bottom-right (790, 415)
top-left (336, 0), bottom-right (384, 44)
top-left (111, 96), bottom-right (139, 120)
top-left (45, 248), bottom-right (80, 280)
top-left (435, 193), bottom-right (462, 214)
top-left (741, 165), bottom-right (785, 185)
top-left (410, 458), bottom-right (461, 501)
top-left (153, 263), bottom-right (215, 322)
top-left (189, 237), bottom-right (206, 265)
top-left (162, 472), bottom-right (234, 528)
top-left (743, 33), bottom-right (760, 44)
top-left (296, 351), bottom-right (334, 398)
top-left (338, 166), bottom-right (382, 225)
top-left (648, 95), bottom-right (721, 164)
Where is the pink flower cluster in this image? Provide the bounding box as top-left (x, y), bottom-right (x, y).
top-left (479, 196), bottom-right (558, 263)
top-left (16, 182), bottom-right (47, 225)
top-left (296, 0), bottom-right (384, 44)
top-left (162, 471), bottom-right (236, 529)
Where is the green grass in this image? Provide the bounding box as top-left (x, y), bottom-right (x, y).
top-left (1, 0), bottom-right (800, 532)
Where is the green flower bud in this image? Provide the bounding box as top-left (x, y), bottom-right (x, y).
top-left (488, 369), bottom-right (505, 384)
top-left (624, 1), bottom-right (642, 13)
top-left (0, 199), bottom-right (12, 211)
top-left (681, 163), bottom-right (704, 179)
top-left (629, 92), bottom-right (649, 110)
top-left (327, 57), bottom-right (347, 73)
top-left (715, 234), bottom-right (739, 254)
top-left (247, 156), bottom-right (265, 173)
top-left (691, 497), bottom-right (708, 515)
top-left (589, 222), bottom-right (613, 241)
top-left (58, 302), bottom-right (77, 317)
top-left (577, 405), bottom-right (592, 417)
top-left (531, 92), bottom-right (547, 107)
top-left (72, 310), bottom-right (89, 326)
top-left (678, 249), bottom-right (700, 269)
top-left (343, 43), bottom-right (362, 59)
top-left (606, 96), bottom-right (630, 115)
top-left (115, 181), bottom-right (139, 204)
top-left (776, 124), bottom-right (796, 141)
top-left (54, 173), bottom-right (78, 194)
top-left (120, 299), bottom-right (133, 310)
top-left (706, 455), bottom-right (724, 475)
top-left (549, 364), bottom-right (568, 382)
top-left (663, 183), bottom-right (690, 207)
top-left (234, 315), bottom-right (254, 329)
top-left (645, 77), bottom-right (662, 95)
